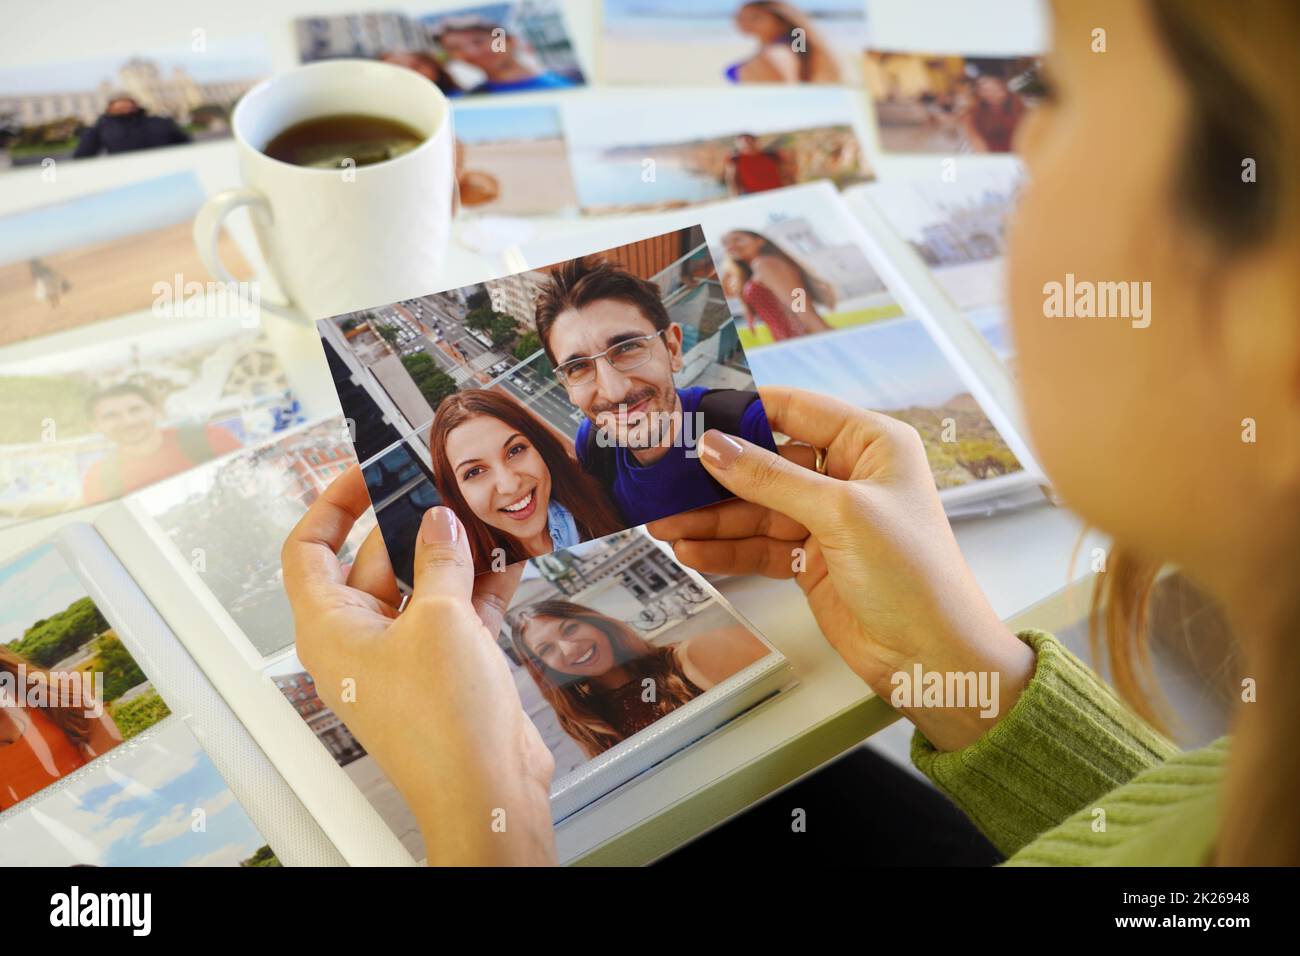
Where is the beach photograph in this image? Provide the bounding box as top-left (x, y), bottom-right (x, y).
top-left (0, 172), bottom-right (252, 348)
top-left (601, 0), bottom-right (869, 86)
top-left (564, 88), bottom-right (873, 214)
top-left (453, 103), bottom-right (578, 215)
top-left (746, 315), bottom-right (1023, 491)
top-left (679, 182), bottom-right (902, 350)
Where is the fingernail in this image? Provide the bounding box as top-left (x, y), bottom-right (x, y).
top-left (699, 429), bottom-right (743, 470)
top-left (421, 506), bottom-right (458, 545)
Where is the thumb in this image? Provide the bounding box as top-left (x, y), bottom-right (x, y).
top-left (697, 429), bottom-right (837, 530)
top-left (410, 505), bottom-right (475, 607)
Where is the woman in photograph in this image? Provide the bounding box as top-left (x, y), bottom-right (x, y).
top-left (0, 646), bottom-right (122, 810)
top-left (510, 600), bottom-right (769, 757)
top-left (428, 390), bottom-right (622, 569)
top-left (378, 50), bottom-right (463, 97)
top-left (958, 60), bottom-right (1027, 153)
top-left (722, 229), bottom-right (836, 342)
top-left (725, 2), bottom-right (842, 85)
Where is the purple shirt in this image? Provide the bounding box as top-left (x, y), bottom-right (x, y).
top-left (575, 387), bottom-right (777, 526)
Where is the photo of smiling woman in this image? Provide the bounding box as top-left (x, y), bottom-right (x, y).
top-left (510, 599), bottom-right (769, 757)
top-left (428, 390), bottom-right (623, 568)
top-left (1, 646), bottom-right (122, 810)
top-left (727, 1), bottom-right (843, 84)
top-left (722, 228), bottom-right (836, 343)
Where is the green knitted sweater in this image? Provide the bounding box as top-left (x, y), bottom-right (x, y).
top-left (910, 629), bottom-right (1226, 865)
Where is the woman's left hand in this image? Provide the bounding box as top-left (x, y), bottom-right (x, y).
top-left (282, 465), bottom-right (556, 866)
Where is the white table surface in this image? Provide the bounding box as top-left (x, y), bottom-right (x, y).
top-left (1, 0), bottom-right (1089, 866)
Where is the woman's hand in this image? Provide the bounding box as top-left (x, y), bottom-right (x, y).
top-left (282, 465), bottom-right (555, 866)
top-left (648, 387), bottom-right (1035, 752)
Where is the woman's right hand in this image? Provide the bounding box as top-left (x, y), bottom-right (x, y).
top-left (647, 387), bottom-right (1036, 752)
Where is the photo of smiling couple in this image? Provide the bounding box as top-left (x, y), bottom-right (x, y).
top-left (321, 226), bottom-right (780, 580)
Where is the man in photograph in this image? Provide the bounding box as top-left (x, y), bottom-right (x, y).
top-left (724, 133), bottom-right (793, 196)
top-left (81, 383), bottom-right (242, 503)
top-left (534, 258), bottom-right (776, 525)
top-left (72, 94), bottom-right (192, 158)
top-left (432, 16), bottom-right (578, 93)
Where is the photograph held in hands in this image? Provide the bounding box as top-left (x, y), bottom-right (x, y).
top-left (318, 226), bottom-right (779, 583)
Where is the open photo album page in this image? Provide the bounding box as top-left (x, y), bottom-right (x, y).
top-left (116, 411), bottom-right (785, 857)
top-left (0, 541), bottom-right (278, 866)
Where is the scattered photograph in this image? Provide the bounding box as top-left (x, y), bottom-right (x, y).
top-left (320, 226), bottom-right (779, 581)
top-left (747, 316), bottom-right (1024, 492)
top-left (296, 1), bottom-right (585, 97)
top-left (503, 530), bottom-right (772, 764)
top-left (132, 416), bottom-right (369, 660)
top-left (0, 171), bottom-right (253, 348)
top-left (453, 104), bottom-right (577, 215)
top-left (864, 51), bottom-right (1041, 154)
top-left (564, 88), bottom-right (872, 215)
top-left (265, 649), bottom-right (423, 859)
top-left (602, 0), bottom-right (869, 86)
top-left (0, 324), bottom-right (304, 526)
top-left (866, 162), bottom-right (1025, 359)
top-left (0, 36), bottom-right (271, 169)
top-left (1, 541), bottom-right (170, 811)
top-left (0, 717), bottom-right (277, 866)
top-left (682, 182), bottom-right (904, 350)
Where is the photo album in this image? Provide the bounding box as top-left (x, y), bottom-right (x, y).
top-left (0, 6), bottom-right (1049, 865)
top-left (0, 176), bottom-right (790, 864)
top-left (1, 400), bottom-right (790, 865)
top-left (1, 174), bottom-right (1043, 863)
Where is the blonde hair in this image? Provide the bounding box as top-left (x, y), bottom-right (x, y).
top-left (1096, 0), bottom-right (1300, 865)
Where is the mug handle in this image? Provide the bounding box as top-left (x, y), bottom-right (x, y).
top-left (193, 188), bottom-right (302, 322)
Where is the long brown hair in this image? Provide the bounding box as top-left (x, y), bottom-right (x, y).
top-left (510, 600), bottom-right (700, 758)
top-left (427, 390), bottom-right (622, 568)
top-left (738, 1), bottom-right (842, 83)
top-left (1093, 1), bottom-right (1300, 864)
top-left (0, 645), bottom-right (95, 745)
top-left (723, 229), bottom-right (837, 310)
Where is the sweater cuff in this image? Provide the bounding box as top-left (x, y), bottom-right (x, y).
top-left (910, 629), bottom-right (1179, 858)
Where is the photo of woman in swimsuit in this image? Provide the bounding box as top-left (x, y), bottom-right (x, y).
top-left (722, 228), bottom-right (836, 342)
top-left (725, 1), bottom-right (843, 84)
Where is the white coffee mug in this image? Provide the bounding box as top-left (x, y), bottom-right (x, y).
top-left (194, 59), bottom-right (455, 322)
